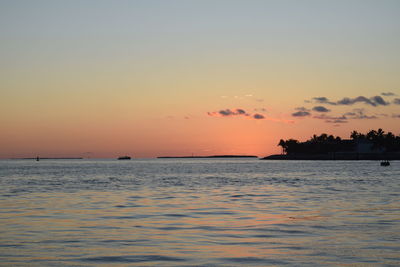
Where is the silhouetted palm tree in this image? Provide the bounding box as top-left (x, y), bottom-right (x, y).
top-left (278, 129), bottom-right (400, 155)
top-left (278, 139), bottom-right (286, 154)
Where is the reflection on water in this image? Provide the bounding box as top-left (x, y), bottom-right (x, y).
top-left (0, 159), bottom-right (399, 266)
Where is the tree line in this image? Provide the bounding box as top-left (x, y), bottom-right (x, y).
top-left (278, 129), bottom-right (400, 155)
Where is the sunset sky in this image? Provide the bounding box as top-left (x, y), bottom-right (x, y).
top-left (1, 0), bottom-right (400, 158)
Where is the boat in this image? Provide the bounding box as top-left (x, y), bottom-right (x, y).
top-left (118, 156), bottom-right (131, 160)
top-left (380, 160), bottom-right (390, 166)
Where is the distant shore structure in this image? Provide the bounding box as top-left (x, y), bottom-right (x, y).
top-left (13, 157), bottom-right (83, 160)
top-left (157, 155), bottom-right (258, 159)
top-left (262, 128), bottom-right (400, 161)
top-left (261, 153), bottom-right (400, 160)
top-left (118, 156), bottom-right (131, 160)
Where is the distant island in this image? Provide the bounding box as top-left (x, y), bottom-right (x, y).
top-left (15, 157), bottom-right (83, 160)
top-left (262, 128), bottom-right (400, 160)
top-left (158, 155), bottom-right (258, 159)
top-left (117, 156), bottom-right (131, 160)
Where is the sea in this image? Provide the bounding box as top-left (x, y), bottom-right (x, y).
top-left (0, 159), bottom-right (399, 266)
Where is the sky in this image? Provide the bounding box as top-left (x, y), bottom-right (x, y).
top-left (1, 0), bottom-right (400, 158)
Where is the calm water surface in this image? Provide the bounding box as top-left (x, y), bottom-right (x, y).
top-left (0, 159), bottom-right (399, 266)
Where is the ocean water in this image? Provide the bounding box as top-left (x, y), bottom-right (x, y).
top-left (0, 159), bottom-right (399, 266)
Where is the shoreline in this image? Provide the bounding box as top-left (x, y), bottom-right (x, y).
top-left (11, 157), bottom-right (84, 160)
top-left (262, 153), bottom-right (400, 160)
top-left (157, 155), bottom-right (258, 159)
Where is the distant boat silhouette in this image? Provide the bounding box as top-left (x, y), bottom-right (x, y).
top-left (381, 160), bottom-right (390, 166)
top-left (118, 156), bottom-right (131, 160)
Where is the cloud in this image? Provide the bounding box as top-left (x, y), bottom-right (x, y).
top-left (295, 94), bottom-right (394, 123)
top-left (236, 109), bottom-right (246, 115)
top-left (292, 111), bottom-right (311, 117)
top-left (208, 108), bottom-right (264, 120)
top-left (344, 109), bottom-right (378, 119)
top-left (313, 95), bottom-right (390, 107)
top-left (382, 92), bottom-right (396, 96)
top-left (337, 96), bottom-right (376, 106)
top-left (377, 113), bottom-right (389, 117)
top-left (313, 97), bottom-right (329, 102)
top-left (219, 109), bottom-right (234, 116)
top-left (311, 109), bottom-right (378, 123)
top-left (312, 97), bottom-right (337, 105)
top-left (291, 107), bottom-right (311, 117)
top-left (253, 114), bottom-right (265, 119)
top-left (312, 106), bottom-right (330, 113)
top-left (326, 119), bottom-right (348, 124)
top-left (370, 96), bottom-right (389, 106)
top-left (295, 107), bottom-right (310, 112)
top-left (314, 114), bottom-right (348, 123)
top-left (211, 108), bottom-right (249, 117)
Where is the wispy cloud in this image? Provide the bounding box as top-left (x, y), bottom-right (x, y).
top-left (295, 93), bottom-right (396, 124)
top-left (312, 97), bottom-right (337, 105)
top-left (235, 109), bottom-right (246, 115)
top-left (219, 94), bottom-right (264, 103)
top-left (344, 109), bottom-right (378, 119)
top-left (291, 107), bottom-right (311, 117)
top-left (292, 111), bottom-right (311, 117)
top-left (327, 119), bottom-right (348, 124)
top-left (311, 109), bottom-right (378, 123)
top-left (295, 107), bottom-right (310, 111)
top-left (312, 95), bottom-right (390, 107)
top-left (370, 96), bottom-right (390, 106)
top-left (207, 108), bottom-right (265, 120)
top-left (208, 107), bottom-right (296, 123)
top-left (208, 108), bottom-right (249, 117)
top-left (337, 96), bottom-right (389, 106)
top-left (313, 114), bottom-right (348, 123)
top-left (382, 92), bottom-right (396, 96)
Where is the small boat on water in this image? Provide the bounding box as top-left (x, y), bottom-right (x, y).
top-left (381, 160), bottom-right (390, 166)
top-left (118, 156), bottom-right (131, 160)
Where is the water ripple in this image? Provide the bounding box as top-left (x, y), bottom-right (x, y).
top-left (0, 159), bottom-right (399, 266)
top-left (80, 255), bottom-right (187, 263)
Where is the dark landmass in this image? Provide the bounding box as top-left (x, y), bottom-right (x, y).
top-left (158, 155), bottom-right (258, 159)
top-left (118, 156), bottom-right (131, 160)
top-left (15, 157), bottom-right (83, 160)
top-left (262, 128), bottom-right (400, 160)
top-left (262, 153), bottom-right (400, 160)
